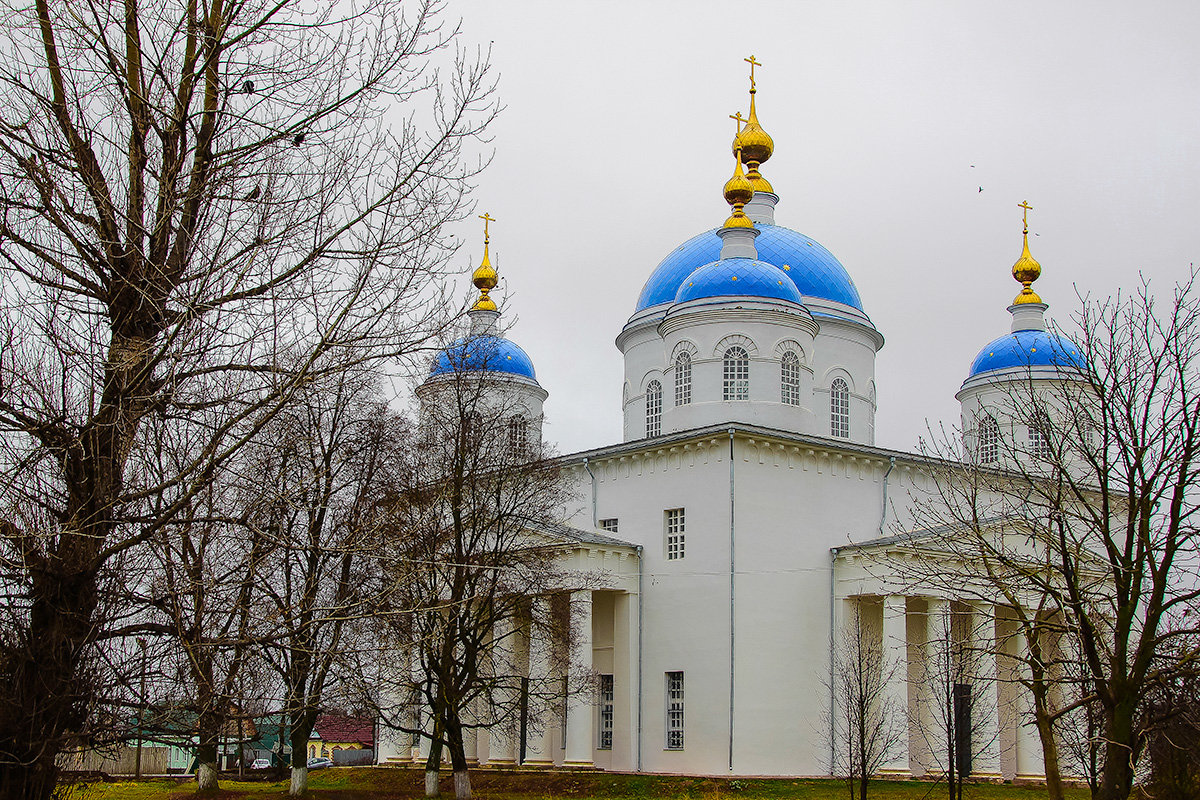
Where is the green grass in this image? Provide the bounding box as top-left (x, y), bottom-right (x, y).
top-left (63, 767), bottom-right (1088, 800)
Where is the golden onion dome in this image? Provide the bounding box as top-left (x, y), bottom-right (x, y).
top-left (723, 147), bottom-right (756, 229)
top-left (471, 213), bottom-right (499, 311)
top-left (724, 149), bottom-right (754, 207)
top-left (1011, 201), bottom-right (1042, 305)
top-left (733, 92), bottom-right (774, 167)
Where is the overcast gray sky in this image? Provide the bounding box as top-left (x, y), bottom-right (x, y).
top-left (436, 0), bottom-right (1200, 455)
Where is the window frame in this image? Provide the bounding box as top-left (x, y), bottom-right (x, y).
top-left (599, 518), bottom-right (619, 533)
top-left (978, 415), bottom-right (1000, 465)
top-left (781, 351), bottom-right (801, 406)
top-left (598, 674), bottom-right (615, 750)
top-left (830, 378), bottom-right (850, 438)
top-left (723, 346), bottom-right (750, 401)
top-left (674, 351), bottom-right (692, 406)
top-left (665, 508), bottom-right (685, 561)
top-left (665, 671), bottom-right (684, 750)
top-left (507, 415), bottom-right (528, 452)
top-left (646, 380), bottom-right (663, 438)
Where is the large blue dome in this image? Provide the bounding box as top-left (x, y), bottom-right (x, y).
top-left (430, 335), bottom-right (538, 381)
top-left (968, 329), bottom-right (1085, 378)
top-left (675, 258), bottom-right (804, 305)
top-left (635, 224), bottom-right (863, 312)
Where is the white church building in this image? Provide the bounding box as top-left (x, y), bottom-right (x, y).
top-left (379, 65), bottom-right (1088, 781)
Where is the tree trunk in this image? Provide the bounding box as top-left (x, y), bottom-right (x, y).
top-left (1030, 677), bottom-right (1065, 800)
top-left (2, 540), bottom-right (99, 800)
top-left (289, 724), bottom-right (314, 798)
top-left (196, 761), bottom-right (219, 792)
top-left (195, 701), bottom-right (221, 792)
top-left (425, 732), bottom-right (443, 798)
top-left (1096, 702), bottom-right (1137, 800)
top-left (446, 714), bottom-right (472, 800)
top-left (289, 766), bottom-right (309, 797)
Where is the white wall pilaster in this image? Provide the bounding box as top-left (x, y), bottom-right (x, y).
top-left (564, 591), bottom-right (596, 767)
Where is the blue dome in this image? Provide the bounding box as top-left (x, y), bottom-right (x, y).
top-left (675, 258), bottom-right (804, 305)
top-left (968, 329), bottom-right (1085, 378)
top-left (430, 335), bottom-right (538, 381)
top-left (635, 225), bottom-right (863, 312)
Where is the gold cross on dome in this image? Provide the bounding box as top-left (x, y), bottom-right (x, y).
top-left (730, 111), bottom-right (747, 134)
top-left (478, 212), bottom-right (496, 242)
top-left (1018, 200), bottom-right (1033, 233)
top-left (745, 55), bottom-right (762, 90)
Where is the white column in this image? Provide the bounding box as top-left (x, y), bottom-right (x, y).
top-left (612, 590), bottom-right (639, 771)
top-left (925, 597), bottom-right (952, 776)
top-left (487, 615), bottom-right (518, 766)
top-left (1015, 627), bottom-right (1046, 780)
top-left (880, 594), bottom-right (911, 775)
top-left (969, 602), bottom-right (1002, 779)
top-left (523, 597), bottom-right (555, 766)
top-left (564, 591), bottom-right (595, 767)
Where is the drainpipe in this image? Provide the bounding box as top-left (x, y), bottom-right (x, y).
top-left (728, 428), bottom-right (736, 772)
top-left (879, 457), bottom-right (896, 536)
top-left (583, 457), bottom-right (597, 527)
top-left (636, 544), bottom-right (644, 772)
top-left (829, 545), bottom-right (839, 776)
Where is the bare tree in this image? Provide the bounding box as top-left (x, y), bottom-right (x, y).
top-left (247, 371), bottom-right (407, 798)
top-left (1142, 639), bottom-right (1200, 800)
top-left (827, 601), bottom-right (906, 800)
top-left (914, 602), bottom-right (1003, 800)
top-left (145, 452), bottom-right (270, 791)
top-left (901, 273), bottom-right (1200, 800)
top-left (0, 0), bottom-right (494, 795)
top-left (378, 352), bottom-right (584, 800)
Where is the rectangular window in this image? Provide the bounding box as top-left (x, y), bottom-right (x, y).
top-left (598, 674), bottom-right (614, 750)
top-left (599, 518), bottom-right (619, 533)
top-left (665, 508), bottom-right (685, 560)
top-left (665, 671), bottom-right (684, 749)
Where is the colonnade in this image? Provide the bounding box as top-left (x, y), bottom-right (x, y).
top-left (857, 594), bottom-right (1047, 782)
top-left (394, 589), bottom-right (608, 770)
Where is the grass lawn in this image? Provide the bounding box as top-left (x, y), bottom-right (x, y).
top-left (64, 767), bottom-right (1087, 800)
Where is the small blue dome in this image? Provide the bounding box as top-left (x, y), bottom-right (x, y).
top-left (430, 335), bottom-right (538, 381)
top-left (674, 258), bottom-right (804, 305)
top-left (968, 329), bottom-right (1085, 378)
top-left (635, 225), bottom-right (863, 312)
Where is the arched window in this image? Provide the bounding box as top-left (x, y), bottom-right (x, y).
top-left (1027, 417), bottom-right (1052, 461)
top-left (508, 415), bottom-right (528, 452)
top-left (674, 352), bottom-right (692, 406)
top-left (645, 380), bottom-right (663, 438)
top-left (464, 411), bottom-right (484, 447)
top-left (781, 351), bottom-right (801, 406)
top-left (978, 415), bottom-right (1000, 465)
top-left (723, 347), bottom-right (749, 401)
top-left (830, 378), bottom-right (850, 438)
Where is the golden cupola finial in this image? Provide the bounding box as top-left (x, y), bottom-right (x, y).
top-left (732, 55), bottom-right (774, 194)
top-left (471, 212), bottom-right (499, 311)
top-left (722, 144), bottom-right (755, 229)
top-left (1011, 200), bottom-right (1043, 305)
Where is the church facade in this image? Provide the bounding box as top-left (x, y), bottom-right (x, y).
top-left (378, 62), bottom-right (1087, 780)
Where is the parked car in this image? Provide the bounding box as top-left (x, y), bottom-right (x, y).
top-left (307, 757), bottom-right (333, 770)
top-left (251, 758), bottom-right (271, 769)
